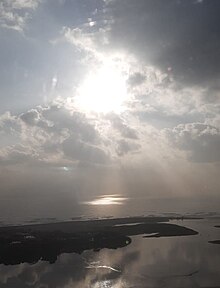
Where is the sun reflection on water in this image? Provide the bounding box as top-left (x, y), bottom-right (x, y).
top-left (82, 195), bottom-right (128, 206)
top-left (91, 279), bottom-right (127, 288)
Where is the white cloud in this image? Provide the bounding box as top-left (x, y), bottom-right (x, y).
top-left (164, 122), bottom-right (220, 162)
top-left (0, 144), bottom-right (38, 165)
top-left (0, 0), bottom-right (41, 32)
top-left (6, 0), bottom-right (40, 10)
top-left (63, 27), bottom-right (96, 53)
top-left (63, 25), bottom-right (110, 59)
top-left (0, 101), bottom-right (120, 166)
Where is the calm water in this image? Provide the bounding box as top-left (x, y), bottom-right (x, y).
top-left (0, 219), bottom-right (219, 288)
top-left (1, 193), bottom-right (220, 226)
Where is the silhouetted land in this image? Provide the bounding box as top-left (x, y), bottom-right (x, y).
top-left (0, 216), bottom-right (198, 265)
top-left (209, 240), bottom-right (220, 245)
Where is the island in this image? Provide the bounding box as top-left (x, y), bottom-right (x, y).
top-left (0, 216), bottom-right (198, 265)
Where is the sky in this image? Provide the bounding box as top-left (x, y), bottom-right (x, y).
top-left (0, 0), bottom-right (220, 221)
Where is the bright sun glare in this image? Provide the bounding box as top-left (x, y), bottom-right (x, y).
top-left (76, 58), bottom-right (128, 113)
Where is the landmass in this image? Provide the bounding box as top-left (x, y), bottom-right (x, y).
top-left (0, 216), bottom-right (198, 265)
top-left (209, 240), bottom-right (220, 245)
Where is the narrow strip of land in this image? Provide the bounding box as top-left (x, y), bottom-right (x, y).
top-left (209, 240), bottom-right (220, 245)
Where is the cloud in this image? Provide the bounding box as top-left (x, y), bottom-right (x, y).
top-left (164, 122), bottom-right (220, 162)
top-left (0, 144), bottom-right (38, 165)
top-left (107, 0), bottom-right (220, 87)
top-left (1, 43), bottom-right (219, 165)
top-left (62, 24), bottom-right (110, 58)
top-left (0, 0), bottom-right (41, 32)
top-left (0, 111), bottom-right (23, 135)
top-left (127, 72), bottom-right (146, 87)
top-left (63, 137), bottom-right (109, 164)
top-left (106, 113), bottom-right (138, 140)
top-left (0, 101), bottom-right (119, 166)
top-left (122, 60), bottom-right (219, 134)
top-left (20, 109), bottom-right (41, 125)
top-left (1, 0), bottom-right (220, 169)
top-left (40, 104), bottom-right (99, 143)
top-left (63, 27), bottom-right (96, 53)
top-left (116, 139), bottom-right (141, 157)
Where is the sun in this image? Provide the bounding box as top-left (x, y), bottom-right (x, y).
top-left (75, 58), bottom-right (128, 113)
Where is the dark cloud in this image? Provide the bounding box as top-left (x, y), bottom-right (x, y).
top-left (63, 136), bottom-right (109, 164)
top-left (108, 0), bottom-right (220, 87)
top-left (106, 113), bottom-right (139, 139)
top-left (127, 72), bottom-right (146, 87)
top-left (135, 107), bottom-right (204, 129)
top-left (41, 105), bottom-right (99, 143)
top-left (20, 109), bottom-right (40, 125)
top-left (116, 139), bottom-right (141, 156)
